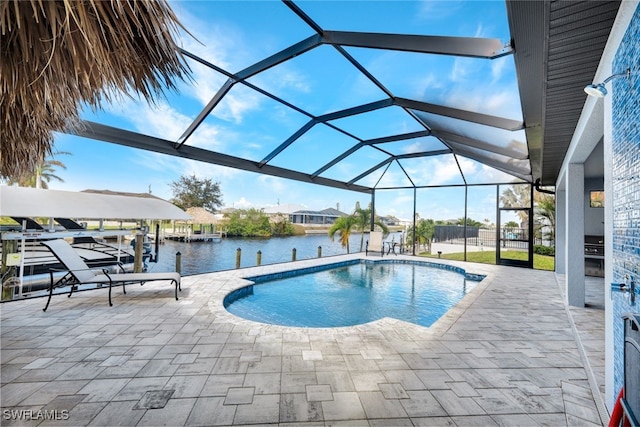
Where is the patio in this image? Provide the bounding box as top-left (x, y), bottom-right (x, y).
top-left (1, 254), bottom-right (605, 426)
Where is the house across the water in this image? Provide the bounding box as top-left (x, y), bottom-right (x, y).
top-left (289, 208), bottom-right (348, 225)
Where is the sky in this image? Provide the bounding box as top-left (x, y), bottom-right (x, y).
top-left (48, 0), bottom-right (526, 223)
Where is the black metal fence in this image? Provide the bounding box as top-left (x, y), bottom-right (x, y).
top-left (433, 226), bottom-right (542, 250)
top-left (433, 225), bottom-right (479, 242)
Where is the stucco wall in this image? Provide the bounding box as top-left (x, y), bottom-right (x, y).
top-left (584, 177), bottom-right (605, 236)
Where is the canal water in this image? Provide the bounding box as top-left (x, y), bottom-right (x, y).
top-left (147, 231), bottom-right (405, 275)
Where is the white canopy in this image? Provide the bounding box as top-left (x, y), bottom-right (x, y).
top-left (0, 186), bottom-right (190, 220)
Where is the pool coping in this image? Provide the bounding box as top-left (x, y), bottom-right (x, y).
top-left (244, 257), bottom-right (487, 284)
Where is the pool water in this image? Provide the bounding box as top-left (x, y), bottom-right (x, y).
top-left (224, 261), bottom-right (481, 328)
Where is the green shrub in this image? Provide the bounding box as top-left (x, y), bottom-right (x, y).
top-left (534, 245), bottom-right (555, 256)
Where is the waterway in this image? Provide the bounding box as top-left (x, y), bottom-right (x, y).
top-left (147, 231), bottom-right (405, 276)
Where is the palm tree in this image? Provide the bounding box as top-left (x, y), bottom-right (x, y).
top-left (535, 193), bottom-right (556, 242)
top-left (501, 184), bottom-right (556, 243)
top-left (500, 185), bottom-right (532, 226)
top-left (8, 151), bottom-right (70, 189)
top-left (328, 216), bottom-right (358, 253)
top-left (353, 203), bottom-right (389, 252)
top-left (406, 218), bottom-right (435, 253)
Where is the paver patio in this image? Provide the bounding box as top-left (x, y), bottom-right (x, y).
top-left (1, 254), bottom-right (606, 426)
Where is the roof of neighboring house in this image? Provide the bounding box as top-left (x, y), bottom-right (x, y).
top-left (261, 204), bottom-right (307, 215)
top-left (292, 208), bottom-right (348, 217)
top-left (81, 189), bottom-right (162, 199)
top-left (319, 208), bottom-right (349, 216)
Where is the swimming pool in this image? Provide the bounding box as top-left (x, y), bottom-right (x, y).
top-left (224, 260), bottom-right (485, 328)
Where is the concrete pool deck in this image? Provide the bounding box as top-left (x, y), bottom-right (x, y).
top-left (1, 254), bottom-right (606, 426)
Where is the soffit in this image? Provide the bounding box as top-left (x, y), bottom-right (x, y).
top-left (507, 0), bottom-right (621, 186)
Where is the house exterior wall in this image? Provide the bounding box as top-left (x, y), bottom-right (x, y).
top-left (290, 214), bottom-right (337, 225)
top-left (584, 178), bottom-right (605, 236)
top-left (610, 2), bottom-right (640, 407)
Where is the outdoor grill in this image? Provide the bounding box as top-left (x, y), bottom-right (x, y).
top-left (585, 235), bottom-right (605, 256)
top-left (584, 235), bottom-right (605, 277)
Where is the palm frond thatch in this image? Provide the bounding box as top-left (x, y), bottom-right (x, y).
top-left (0, 0), bottom-right (191, 179)
top-left (185, 207), bottom-right (218, 224)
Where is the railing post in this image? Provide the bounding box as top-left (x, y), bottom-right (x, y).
top-left (175, 251), bottom-right (182, 274)
top-left (317, 246), bottom-right (322, 258)
top-left (256, 250), bottom-right (262, 266)
top-left (134, 233), bottom-right (144, 273)
top-left (236, 248), bottom-right (242, 269)
top-left (292, 248), bottom-right (297, 262)
top-left (154, 223), bottom-right (160, 262)
top-left (1, 239), bottom-right (17, 301)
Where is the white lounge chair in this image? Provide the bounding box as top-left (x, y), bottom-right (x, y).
top-left (365, 231), bottom-right (385, 256)
top-left (41, 239), bottom-right (181, 311)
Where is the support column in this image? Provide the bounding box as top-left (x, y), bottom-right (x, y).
top-left (412, 187), bottom-right (417, 256)
top-left (565, 163), bottom-right (585, 307)
top-left (555, 189), bottom-right (566, 274)
top-left (370, 191), bottom-right (376, 231)
top-left (463, 185), bottom-right (468, 262)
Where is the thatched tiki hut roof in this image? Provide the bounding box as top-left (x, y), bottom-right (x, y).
top-left (0, 0), bottom-right (191, 179)
top-left (185, 207), bottom-right (218, 225)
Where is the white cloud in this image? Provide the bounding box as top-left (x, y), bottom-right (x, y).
top-left (444, 85), bottom-right (521, 120)
top-left (457, 156), bottom-right (479, 178)
top-left (103, 96), bottom-right (228, 152)
top-left (474, 23), bottom-right (487, 38)
top-left (491, 56), bottom-right (508, 82)
top-left (383, 191), bottom-right (416, 219)
top-left (484, 90), bottom-right (521, 119)
top-left (232, 197), bottom-right (253, 209)
top-left (450, 57), bottom-right (477, 82)
top-left (215, 87), bottom-right (263, 124)
top-left (353, 167), bottom-right (385, 188)
top-left (478, 163), bottom-right (518, 182)
top-left (403, 155), bottom-right (464, 186)
top-left (401, 138), bottom-right (445, 154)
top-left (416, 0), bottom-right (464, 21)
top-left (171, 7), bottom-right (266, 123)
top-left (96, 96), bottom-right (247, 195)
top-left (184, 62), bottom-right (229, 107)
top-left (269, 68), bottom-right (312, 94)
top-left (116, 101), bottom-right (188, 140)
top-left (257, 174), bottom-right (289, 194)
top-left (416, 72), bottom-right (443, 98)
top-left (174, 6), bottom-right (241, 71)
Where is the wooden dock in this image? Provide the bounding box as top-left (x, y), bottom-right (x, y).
top-left (163, 232), bottom-right (222, 242)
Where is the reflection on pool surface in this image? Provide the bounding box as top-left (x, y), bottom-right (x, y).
top-left (224, 260), bottom-right (484, 328)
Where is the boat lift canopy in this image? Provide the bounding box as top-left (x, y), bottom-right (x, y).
top-left (0, 187), bottom-right (190, 221)
top-left (1, 187), bottom-right (189, 298)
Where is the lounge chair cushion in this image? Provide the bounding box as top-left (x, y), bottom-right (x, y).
top-left (366, 231), bottom-right (385, 256)
top-left (41, 239), bottom-right (180, 311)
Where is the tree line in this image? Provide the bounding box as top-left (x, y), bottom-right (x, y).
top-left (170, 175), bottom-right (297, 237)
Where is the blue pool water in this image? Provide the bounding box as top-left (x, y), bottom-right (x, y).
top-left (224, 260), bottom-right (483, 328)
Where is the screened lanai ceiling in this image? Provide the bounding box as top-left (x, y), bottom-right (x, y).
top-left (72, 0), bottom-right (620, 194)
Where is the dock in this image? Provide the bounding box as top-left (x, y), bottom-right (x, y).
top-left (163, 231), bottom-right (222, 242)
